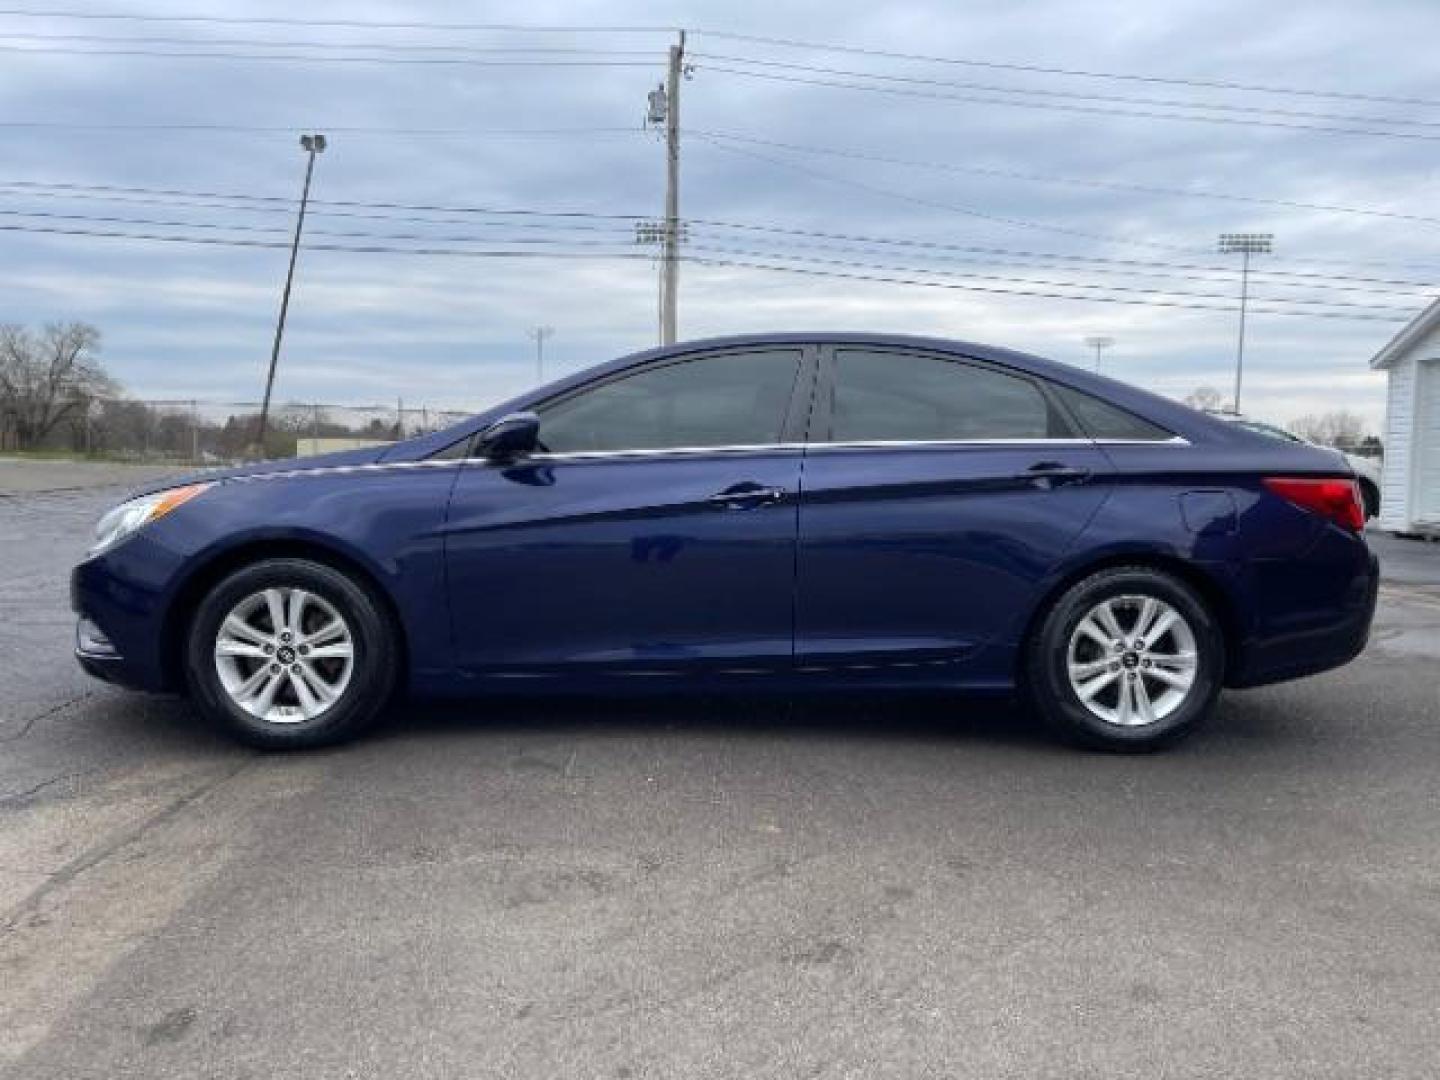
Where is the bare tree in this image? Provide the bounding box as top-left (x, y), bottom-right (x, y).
top-left (1288, 410), bottom-right (1367, 449)
top-left (0, 322), bottom-right (116, 450)
top-left (1183, 386), bottom-right (1226, 411)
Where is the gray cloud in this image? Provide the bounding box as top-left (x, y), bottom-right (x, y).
top-left (3, 0), bottom-right (1437, 429)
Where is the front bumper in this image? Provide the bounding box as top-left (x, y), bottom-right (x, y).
top-left (70, 541), bottom-right (180, 693)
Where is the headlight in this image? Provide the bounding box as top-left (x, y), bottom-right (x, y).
top-left (90, 483), bottom-right (213, 557)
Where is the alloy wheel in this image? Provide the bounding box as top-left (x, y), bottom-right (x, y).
top-left (1065, 593), bottom-right (1199, 727)
top-left (213, 587), bottom-right (355, 724)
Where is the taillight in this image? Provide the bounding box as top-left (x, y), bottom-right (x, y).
top-left (1262, 477), bottom-right (1364, 532)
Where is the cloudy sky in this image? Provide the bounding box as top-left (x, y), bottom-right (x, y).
top-left (4, 0), bottom-right (1439, 430)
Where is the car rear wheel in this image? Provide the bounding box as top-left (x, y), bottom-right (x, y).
top-left (185, 558), bottom-right (398, 749)
top-left (1026, 566), bottom-right (1224, 751)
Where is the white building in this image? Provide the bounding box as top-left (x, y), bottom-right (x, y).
top-left (1372, 298), bottom-right (1440, 534)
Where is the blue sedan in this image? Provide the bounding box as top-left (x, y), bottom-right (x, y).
top-left (71, 333), bottom-right (1377, 751)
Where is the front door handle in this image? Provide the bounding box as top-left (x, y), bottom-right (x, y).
top-left (1021, 461), bottom-right (1092, 489)
top-left (706, 482), bottom-right (787, 510)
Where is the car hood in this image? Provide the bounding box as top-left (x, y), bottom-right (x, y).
top-left (128, 444), bottom-right (391, 498)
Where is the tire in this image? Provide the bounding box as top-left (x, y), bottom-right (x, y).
top-left (184, 557), bottom-right (399, 749)
top-left (1025, 566), bottom-right (1225, 752)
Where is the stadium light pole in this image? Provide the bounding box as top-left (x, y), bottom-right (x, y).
top-left (254, 132), bottom-right (327, 456)
top-left (1083, 335), bottom-right (1114, 373)
top-left (528, 326), bottom-right (555, 384)
top-left (1218, 232), bottom-right (1273, 414)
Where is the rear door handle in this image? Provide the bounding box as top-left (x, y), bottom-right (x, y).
top-left (1021, 461), bottom-right (1091, 488)
top-left (706, 482), bottom-right (787, 510)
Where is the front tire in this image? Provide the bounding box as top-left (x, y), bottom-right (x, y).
top-left (185, 558), bottom-right (398, 749)
top-left (1026, 566), bottom-right (1224, 752)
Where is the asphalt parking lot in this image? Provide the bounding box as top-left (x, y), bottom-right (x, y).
top-left (2, 461), bottom-right (1438, 1079)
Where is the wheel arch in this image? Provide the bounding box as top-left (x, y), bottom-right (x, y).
top-left (1015, 550), bottom-right (1243, 684)
top-left (160, 536), bottom-right (409, 692)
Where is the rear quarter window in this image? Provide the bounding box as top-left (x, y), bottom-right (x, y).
top-left (1051, 384), bottom-right (1174, 442)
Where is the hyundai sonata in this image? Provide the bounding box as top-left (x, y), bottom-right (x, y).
top-left (72, 333), bottom-right (1377, 751)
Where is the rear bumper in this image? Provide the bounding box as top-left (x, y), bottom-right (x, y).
top-left (1227, 545), bottom-right (1379, 688)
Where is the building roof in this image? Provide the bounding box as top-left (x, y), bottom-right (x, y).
top-left (1372, 296), bottom-right (1440, 370)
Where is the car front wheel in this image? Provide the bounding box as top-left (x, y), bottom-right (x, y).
top-left (1026, 566), bottom-right (1224, 751)
top-left (185, 557), bottom-right (398, 749)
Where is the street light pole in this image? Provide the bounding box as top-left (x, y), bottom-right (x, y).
top-left (1083, 335), bottom-right (1114, 373)
top-left (1218, 232), bottom-right (1272, 414)
top-left (527, 326), bottom-right (554, 384)
top-left (255, 132), bottom-right (326, 456)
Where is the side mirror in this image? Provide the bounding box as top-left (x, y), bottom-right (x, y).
top-left (476, 411), bottom-right (540, 463)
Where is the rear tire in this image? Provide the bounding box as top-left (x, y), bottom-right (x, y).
top-left (1026, 566), bottom-right (1224, 752)
top-left (185, 558), bottom-right (398, 749)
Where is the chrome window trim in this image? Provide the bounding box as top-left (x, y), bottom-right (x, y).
top-left (463, 434), bottom-right (1189, 464)
top-left (806, 438), bottom-right (1094, 450)
top-left (518, 443), bottom-right (808, 462)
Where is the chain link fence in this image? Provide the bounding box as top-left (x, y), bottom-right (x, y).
top-left (1, 397), bottom-right (474, 464)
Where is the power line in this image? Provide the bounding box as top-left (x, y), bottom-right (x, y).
top-left (0, 32), bottom-right (662, 55)
top-left (692, 29), bottom-right (1440, 110)
top-left (0, 10), bottom-right (1424, 111)
top-left (698, 64), bottom-right (1440, 144)
top-left (0, 122), bottom-right (642, 139)
top-left (688, 231), bottom-right (1436, 300)
top-left (4, 176), bottom-right (1439, 285)
top-left (682, 242), bottom-right (1424, 314)
top-left (691, 129), bottom-right (1440, 230)
top-left (693, 130), bottom-right (1202, 253)
top-left (0, 220), bottom-right (667, 259)
top-left (684, 254), bottom-right (1409, 323)
top-left (6, 205), bottom-right (1429, 300)
top-left (2, 218), bottom-right (1419, 320)
top-left (691, 53), bottom-right (1440, 132)
top-left (0, 208), bottom-right (644, 246)
top-left (0, 9), bottom-right (678, 33)
top-left (692, 132), bottom-right (1440, 281)
top-left (0, 44), bottom-right (657, 66)
top-left (0, 189), bottom-right (647, 235)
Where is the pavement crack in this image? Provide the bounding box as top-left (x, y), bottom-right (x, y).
top-left (0, 692), bottom-right (95, 744)
top-left (0, 757), bottom-right (255, 933)
top-left (0, 771), bottom-right (88, 807)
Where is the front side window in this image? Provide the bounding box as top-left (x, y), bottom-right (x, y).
top-left (536, 349), bottom-right (802, 454)
top-left (828, 349), bottom-right (1071, 442)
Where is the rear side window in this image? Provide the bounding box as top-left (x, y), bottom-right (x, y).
top-left (536, 349), bottom-right (801, 454)
top-left (1051, 384), bottom-right (1174, 442)
top-left (828, 349), bottom-right (1072, 442)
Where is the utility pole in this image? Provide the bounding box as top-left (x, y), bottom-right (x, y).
top-left (254, 132), bottom-right (326, 456)
top-left (635, 219), bottom-right (687, 344)
top-left (660, 31), bottom-right (685, 344)
top-left (527, 326), bottom-right (555, 384)
top-left (1083, 335), bottom-right (1114, 373)
top-left (1218, 232), bottom-right (1272, 414)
